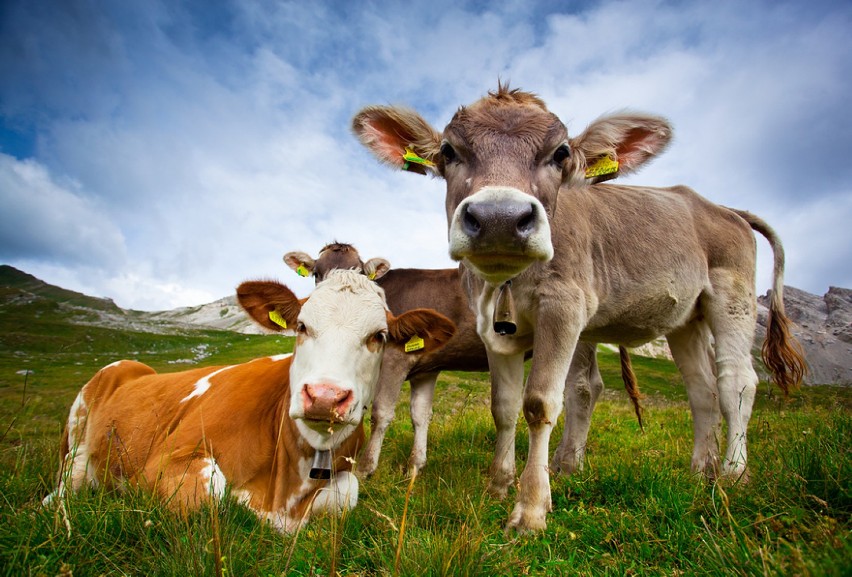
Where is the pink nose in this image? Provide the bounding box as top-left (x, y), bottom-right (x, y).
top-left (302, 383), bottom-right (354, 422)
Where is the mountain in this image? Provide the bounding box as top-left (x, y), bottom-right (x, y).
top-left (0, 265), bottom-right (122, 314)
top-left (145, 295), bottom-right (265, 334)
top-left (0, 265), bottom-right (265, 335)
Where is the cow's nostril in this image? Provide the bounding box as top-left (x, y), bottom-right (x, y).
top-left (516, 204), bottom-right (536, 234)
top-left (462, 205), bottom-right (482, 236)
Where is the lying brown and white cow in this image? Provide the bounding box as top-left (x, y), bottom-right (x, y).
top-left (353, 84), bottom-right (806, 532)
top-left (284, 242), bottom-right (643, 478)
top-left (43, 270), bottom-right (455, 531)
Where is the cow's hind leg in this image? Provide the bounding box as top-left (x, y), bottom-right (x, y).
top-left (667, 320), bottom-right (722, 478)
top-left (408, 372), bottom-right (438, 472)
top-left (43, 390), bottom-right (99, 505)
top-left (486, 352), bottom-right (525, 499)
top-left (705, 274), bottom-right (758, 480)
top-left (145, 453), bottom-right (224, 515)
top-left (551, 342), bottom-right (603, 475)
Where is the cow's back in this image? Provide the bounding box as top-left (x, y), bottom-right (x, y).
top-left (550, 184), bottom-right (756, 343)
top-left (378, 268), bottom-right (488, 372)
top-left (83, 361), bottom-right (233, 484)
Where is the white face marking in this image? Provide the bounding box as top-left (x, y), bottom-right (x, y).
top-left (181, 366), bottom-right (233, 403)
top-left (199, 458), bottom-right (228, 499)
top-left (288, 270), bottom-right (388, 451)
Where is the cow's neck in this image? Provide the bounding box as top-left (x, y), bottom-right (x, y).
top-left (462, 265), bottom-right (537, 356)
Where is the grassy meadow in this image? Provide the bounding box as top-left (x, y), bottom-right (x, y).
top-left (0, 303), bottom-right (849, 576)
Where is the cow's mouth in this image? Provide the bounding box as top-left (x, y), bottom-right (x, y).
top-left (464, 253), bottom-right (533, 280)
top-left (300, 414), bottom-right (349, 430)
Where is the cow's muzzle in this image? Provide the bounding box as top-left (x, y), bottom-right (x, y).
top-left (449, 187), bottom-right (553, 281)
top-left (301, 383), bottom-right (354, 423)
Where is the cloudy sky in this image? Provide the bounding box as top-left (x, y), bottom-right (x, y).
top-left (1, 0), bottom-right (850, 311)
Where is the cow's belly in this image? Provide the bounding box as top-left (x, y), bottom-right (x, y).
top-left (582, 288), bottom-right (700, 346)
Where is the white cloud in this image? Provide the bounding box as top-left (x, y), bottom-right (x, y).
top-left (0, 154), bottom-right (127, 267)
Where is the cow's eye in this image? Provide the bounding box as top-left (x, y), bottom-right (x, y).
top-left (552, 144), bottom-right (571, 165)
top-left (370, 331), bottom-right (387, 346)
top-left (296, 322), bottom-right (307, 334)
top-left (440, 142), bottom-right (457, 163)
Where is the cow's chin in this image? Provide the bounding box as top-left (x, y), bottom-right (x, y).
top-left (462, 254), bottom-right (536, 284)
top-left (294, 418), bottom-right (359, 452)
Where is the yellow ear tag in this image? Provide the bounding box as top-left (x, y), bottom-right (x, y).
top-left (296, 264), bottom-right (310, 277)
top-left (402, 147), bottom-right (435, 171)
top-left (404, 335), bottom-right (425, 353)
top-left (585, 156), bottom-right (620, 179)
top-left (368, 271), bottom-right (377, 280)
top-left (268, 310), bottom-right (288, 329)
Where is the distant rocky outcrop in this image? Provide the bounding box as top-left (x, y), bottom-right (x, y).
top-left (146, 295), bottom-right (266, 335)
top-left (756, 286), bottom-right (852, 386)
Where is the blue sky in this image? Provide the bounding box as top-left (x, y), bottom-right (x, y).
top-left (1, 0), bottom-right (850, 310)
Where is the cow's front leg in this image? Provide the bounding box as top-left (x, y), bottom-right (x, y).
top-left (486, 351), bottom-right (525, 499)
top-left (357, 356), bottom-right (409, 477)
top-left (507, 305), bottom-right (581, 533)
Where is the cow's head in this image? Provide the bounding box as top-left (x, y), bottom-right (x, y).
top-left (284, 242), bottom-right (390, 284)
top-left (352, 83), bottom-right (672, 284)
top-left (237, 270), bottom-right (454, 450)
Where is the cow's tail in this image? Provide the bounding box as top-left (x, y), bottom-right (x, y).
top-left (729, 209), bottom-right (807, 394)
top-left (619, 346), bottom-right (644, 431)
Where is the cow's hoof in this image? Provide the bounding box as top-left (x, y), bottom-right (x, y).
top-left (504, 503), bottom-right (547, 534)
top-left (355, 458), bottom-right (378, 478)
top-left (719, 464), bottom-right (750, 485)
top-left (486, 480), bottom-right (510, 500)
top-left (549, 457), bottom-right (579, 477)
top-left (406, 455), bottom-right (426, 475)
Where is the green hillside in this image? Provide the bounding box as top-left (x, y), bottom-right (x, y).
top-left (0, 265), bottom-right (123, 313)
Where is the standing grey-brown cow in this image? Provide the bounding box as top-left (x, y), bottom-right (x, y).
top-left (352, 84), bottom-right (805, 532)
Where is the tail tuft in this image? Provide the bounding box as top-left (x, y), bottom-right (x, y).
top-left (762, 291), bottom-right (807, 395)
top-left (619, 346), bottom-right (645, 431)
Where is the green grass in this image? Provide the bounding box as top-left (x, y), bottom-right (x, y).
top-left (0, 312), bottom-right (849, 576)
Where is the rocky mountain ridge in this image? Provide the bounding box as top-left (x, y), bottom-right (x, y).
top-left (756, 286), bottom-right (851, 386)
top-left (0, 265), bottom-right (264, 336)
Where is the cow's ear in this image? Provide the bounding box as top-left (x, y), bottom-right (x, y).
top-left (387, 309), bottom-right (455, 353)
top-left (236, 280), bottom-right (302, 332)
top-left (364, 257), bottom-right (391, 280)
top-left (569, 112), bottom-right (673, 182)
top-left (352, 106), bottom-right (442, 176)
top-left (283, 251), bottom-right (315, 278)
